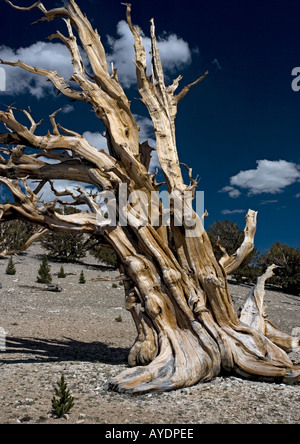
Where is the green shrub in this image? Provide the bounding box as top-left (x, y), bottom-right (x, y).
top-left (51, 374), bottom-right (74, 418)
top-left (6, 256), bottom-right (16, 275)
top-left (37, 254), bottom-right (52, 284)
top-left (42, 231), bottom-right (88, 262)
top-left (58, 266), bottom-right (66, 278)
top-left (208, 219), bottom-right (260, 284)
top-left (89, 245), bottom-right (118, 268)
top-left (258, 242), bottom-right (300, 295)
top-left (79, 270), bottom-right (86, 284)
top-left (0, 220), bottom-right (36, 253)
top-left (41, 207), bottom-right (89, 262)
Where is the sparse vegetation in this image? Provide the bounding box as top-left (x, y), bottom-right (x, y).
top-left (51, 374), bottom-right (74, 418)
top-left (79, 270), bottom-right (86, 284)
top-left (1, 242), bottom-right (299, 424)
top-left (208, 219), bottom-right (260, 284)
top-left (258, 242), bottom-right (300, 295)
top-left (58, 266), bottom-right (67, 278)
top-left (208, 219), bottom-right (300, 294)
top-left (5, 256), bottom-right (16, 275)
top-left (0, 220), bottom-right (36, 253)
top-left (37, 254), bottom-right (52, 284)
top-left (89, 245), bottom-right (118, 268)
top-left (41, 207), bottom-right (89, 262)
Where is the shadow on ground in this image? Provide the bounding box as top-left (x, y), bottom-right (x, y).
top-left (0, 336), bottom-right (130, 365)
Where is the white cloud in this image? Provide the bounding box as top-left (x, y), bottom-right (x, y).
top-left (82, 115), bottom-right (160, 173)
top-left (211, 58), bottom-right (222, 71)
top-left (0, 21), bottom-right (192, 96)
top-left (31, 179), bottom-right (99, 213)
top-left (82, 131), bottom-right (108, 151)
top-left (222, 160), bottom-right (300, 197)
top-left (221, 209), bottom-right (246, 215)
top-left (134, 114), bottom-right (160, 172)
top-left (0, 42), bottom-right (75, 98)
top-left (219, 185), bottom-right (241, 198)
top-left (134, 114), bottom-right (154, 141)
top-left (106, 20), bottom-right (192, 88)
top-left (61, 104), bottom-right (75, 114)
top-left (259, 199), bottom-right (278, 205)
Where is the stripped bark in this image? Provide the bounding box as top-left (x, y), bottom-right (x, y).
top-left (0, 1), bottom-right (299, 392)
top-left (219, 210), bottom-right (258, 274)
top-left (240, 265), bottom-right (300, 352)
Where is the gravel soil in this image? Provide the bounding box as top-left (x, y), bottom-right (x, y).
top-left (0, 244), bottom-right (299, 425)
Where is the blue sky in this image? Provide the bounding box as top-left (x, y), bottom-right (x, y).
top-left (0, 0), bottom-right (300, 253)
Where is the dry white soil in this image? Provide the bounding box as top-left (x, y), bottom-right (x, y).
top-left (0, 244), bottom-right (299, 424)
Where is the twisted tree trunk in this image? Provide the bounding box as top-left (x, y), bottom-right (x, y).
top-left (0, 0), bottom-right (299, 393)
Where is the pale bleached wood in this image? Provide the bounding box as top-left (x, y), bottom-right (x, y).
top-left (219, 209), bottom-right (257, 274)
top-left (239, 264), bottom-right (278, 332)
top-left (240, 264), bottom-right (300, 352)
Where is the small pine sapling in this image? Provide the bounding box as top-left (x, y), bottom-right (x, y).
top-left (51, 374), bottom-right (74, 418)
top-left (79, 270), bottom-right (86, 284)
top-left (6, 256), bottom-right (16, 275)
top-left (37, 254), bottom-right (52, 284)
top-left (58, 266), bottom-right (66, 278)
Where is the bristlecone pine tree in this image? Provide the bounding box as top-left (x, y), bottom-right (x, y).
top-left (0, 220), bottom-right (42, 256)
top-left (0, 1), bottom-right (299, 393)
top-left (6, 255), bottom-right (16, 275)
top-left (37, 254), bottom-right (52, 284)
top-left (58, 266), bottom-right (67, 279)
top-left (79, 270), bottom-right (86, 284)
top-left (41, 206), bottom-right (89, 262)
top-left (51, 374), bottom-right (74, 418)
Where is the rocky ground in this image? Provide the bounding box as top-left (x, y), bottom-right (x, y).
top-left (0, 244), bottom-right (299, 424)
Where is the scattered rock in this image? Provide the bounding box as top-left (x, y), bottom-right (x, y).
top-left (292, 327), bottom-right (300, 336)
top-left (20, 416), bottom-right (32, 423)
top-left (45, 284), bottom-right (62, 293)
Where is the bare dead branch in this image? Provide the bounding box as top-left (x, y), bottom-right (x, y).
top-left (176, 71), bottom-right (209, 103)
top-left (49, 109), bottom-right (61, 136)
top-left (180, 162), bottom-right (199, 194)
top-left (239, 264), bottom-right (277, 332)
top-left (219, 209), bottom-right (258, 274)
top-left (0, 58), bottom-right (87, 102)
top-left (5, 0), bottom-right (43, 12)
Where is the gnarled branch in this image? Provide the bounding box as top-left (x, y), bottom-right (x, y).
top-left (219, 209), bottom-right (257, 274)
top-left (240, 264), bottom-right (300, 352)
top-left (0, 227), bottom-right (48, 257)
